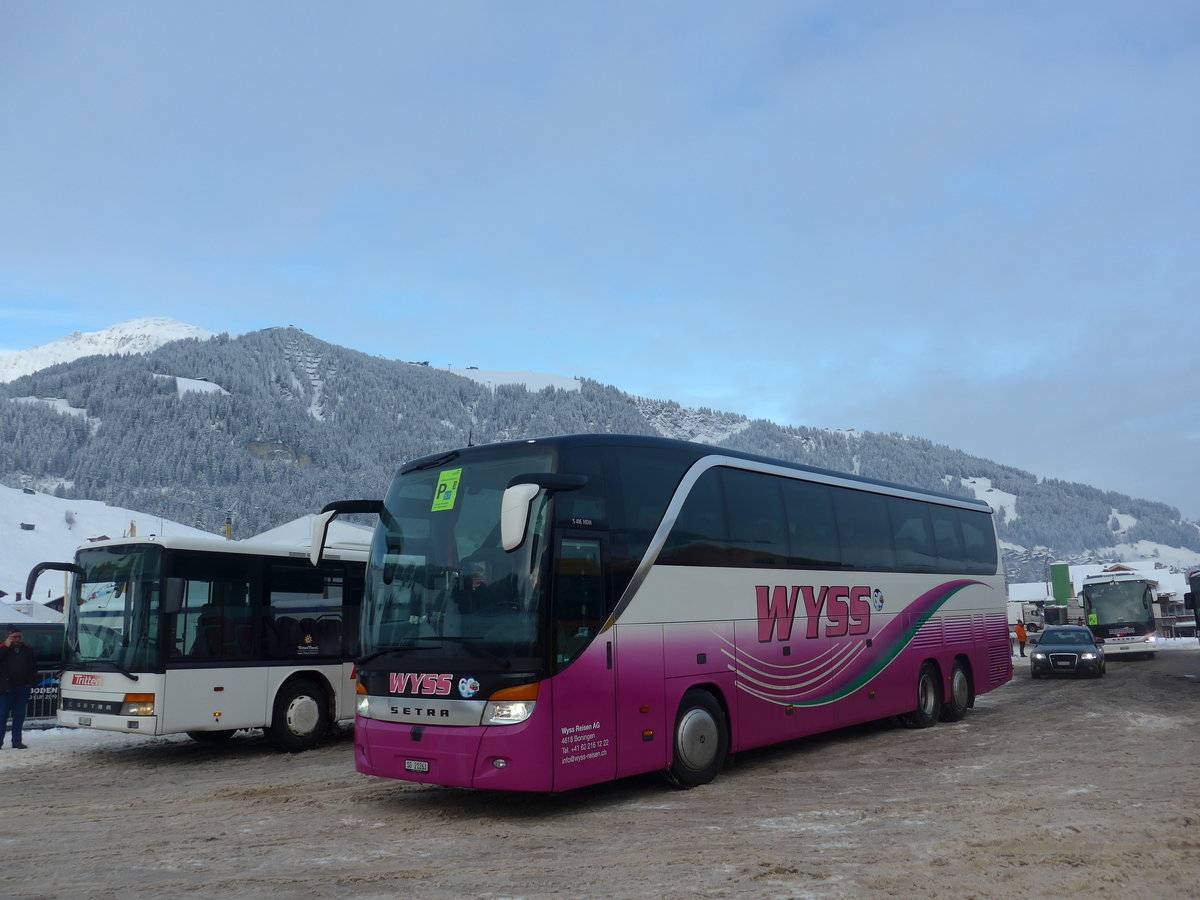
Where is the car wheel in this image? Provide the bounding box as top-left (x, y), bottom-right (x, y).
top-left (939, 660), bottom-right (972, 722)
top-left (667, 689), bottom-right (728, 788)
top-left (900, 662), bottom-right (941, 728)
top-left (267, 678), bottom-right (330, 753)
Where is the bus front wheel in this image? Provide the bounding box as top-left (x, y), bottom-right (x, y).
top-left (667, 689), bottom-right (729, 789)
top-left (267, 679), bottom-right (330, 752)
top-left (900, 662), bottom-right (942, 728)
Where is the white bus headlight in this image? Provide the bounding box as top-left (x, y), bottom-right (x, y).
top-left (483, 699), bottom-right (535, 725)
top-left (480, 684), bottom-right (540, 726)
top-left (356, 694), bottom-right (371, 718)
top-left (120, 694), bottom-right (155, 716)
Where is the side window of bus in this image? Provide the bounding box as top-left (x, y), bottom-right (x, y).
top-left (268, 564), bottom-right (344, 659)
top-left (958, 509), bottom-right (998, 575)
top-left (888, 497), bottom-right (938, 572)
top-left (930, 506), bottom-right (967, 571)
top-left (833, 489), bottom-right (896, 571)
top-left (553, 537), bottom-right (605, 670)
top-left (661, 469), bottom-right (728, 565)
top-left (780, 479), bottom-right (841, 568)
top-left (610, 448), bottom-right (692, 558)
top-left (174, 556), bottom-right (255, 661)
top-left (721, 468), bottom-right (788, 567)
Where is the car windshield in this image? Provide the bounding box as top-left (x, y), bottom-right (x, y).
top-left (1040, 630), bottom-right (1094, 646)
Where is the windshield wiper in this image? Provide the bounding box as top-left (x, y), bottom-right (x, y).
top-left (355, 646), bottom-right (411, 667)
top-left (410, 635), bottom-right (511, 669)
top-left (81, 659), bottom-right (140, 682)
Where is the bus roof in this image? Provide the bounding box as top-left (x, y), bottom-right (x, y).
top-left (400, 433), bottom-right (993, 513)
top-left (72, 532), bottom-right (369, 562)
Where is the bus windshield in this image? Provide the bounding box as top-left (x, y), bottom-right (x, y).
top-left (1082, 580), bottom-right (1151, 628)
top-left (67, 544), bottom-right (163, 673)
top-left (362, 447), bottom-right (556, 672)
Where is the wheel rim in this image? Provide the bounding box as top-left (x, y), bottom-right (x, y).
top-left (918, 673), bottom-right (937, 717)
top-left (950, 668), bottom-right (969, 709)
top-left (676, 706), bottom-right (719, 772)
top-left (285, 695), bottom-right (320, 736)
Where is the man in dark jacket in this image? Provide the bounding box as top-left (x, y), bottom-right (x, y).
top-left (0, 627), bottom-right (39, 749)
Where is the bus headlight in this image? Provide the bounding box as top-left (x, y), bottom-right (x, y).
top-left (1145, 634), bottom-right (1157, 643)
top-left (120, 694), bottom-right (155, 716)
top-left (483, 699), bottom-right (535, 725)
top-left (481, 683), bottom-right (540, 726)
top-left (356, 694), bottom-right (371, 718)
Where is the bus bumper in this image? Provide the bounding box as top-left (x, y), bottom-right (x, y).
top-left (354, 715), bottom-right (554, 791)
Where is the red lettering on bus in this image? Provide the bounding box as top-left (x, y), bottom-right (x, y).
top-left (756, 585), bottom-right (799, 642)
top-left (758, 584), bottom-right (874, 641)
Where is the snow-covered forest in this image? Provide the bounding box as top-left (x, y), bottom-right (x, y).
top-left (2, 326), bottom-right (1198, 583)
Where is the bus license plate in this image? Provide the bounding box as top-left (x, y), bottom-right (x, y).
top-left (405, 760), bottom-right (430, 773)
top-left (79, 716), bottom-right (92, 726)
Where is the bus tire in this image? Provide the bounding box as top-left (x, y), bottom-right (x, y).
top-left (667, 689), bottom-right (728, 789)
top-left (267, 679), bottom-right (329, 753)
top-left (939, 660), bottom-right (972, 722)
top-left (186, 729), bottom-right (236, 743)
top-left (900, 662), bottom-right (941, 728)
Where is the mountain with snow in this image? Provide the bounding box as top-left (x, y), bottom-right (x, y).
top-left (2, 319), bottom-right (1200, 585)
top-left (0, 318), bottom-right (215, 383)
top-left (0, 482), bottom-right (214, 604)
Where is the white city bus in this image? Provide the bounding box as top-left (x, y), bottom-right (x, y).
top-left (27, 532), bottom-right (366, 751)
top-left (318, 433), bottom-right (1012, 792)
top-left (1080, 570), bottom-right (1158, 658)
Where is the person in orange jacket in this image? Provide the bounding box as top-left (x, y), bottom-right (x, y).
top-left (1014, 621), bottom-right (1028, 657)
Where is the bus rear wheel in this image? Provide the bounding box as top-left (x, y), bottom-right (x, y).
top-left (668, 689), bottom-right (728, 788)
top-left (939, 660), bottom-right (972, 722)
top-left (267, 679), bottom-right (330, 753)
top-left (900, 662), bottom-right (942, 728)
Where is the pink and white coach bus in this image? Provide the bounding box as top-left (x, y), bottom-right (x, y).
top-left (316, 434), bottom-right (1011, 791)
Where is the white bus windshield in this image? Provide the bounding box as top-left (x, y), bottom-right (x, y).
top-left (362, 448), bottom-right (555, 671)
top-left (1083, 580), bottom-right (1152, 628)
top-left (67, 545), bottom-right (163, 673)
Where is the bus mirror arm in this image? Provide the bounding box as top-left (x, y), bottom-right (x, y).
top-left (25, 561), bottom-right (83, 604)
top-left (312, 500), bottom-right (383, 566)
top-left (501, 474), bottom-right (588, 552)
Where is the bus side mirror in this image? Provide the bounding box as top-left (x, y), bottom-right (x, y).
top-left (163, 577), bottom-right (184, 615)
top-left (501, 484), bottom-right (541, 552)
top-left (501, 474), bottom-right (588, 552)
top-left (25, 561), bottom-right (84, 604)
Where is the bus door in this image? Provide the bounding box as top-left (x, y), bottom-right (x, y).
top-left (165, 556), bottom-right (268, 733)
top-left (548, 534), bottom-right (617, 790)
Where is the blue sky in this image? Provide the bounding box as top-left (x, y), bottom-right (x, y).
top-left (2, 2), bottom-right (1199, 520)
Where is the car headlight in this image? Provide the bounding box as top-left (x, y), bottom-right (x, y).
top-left (1031, 652), bottom-right (1047, 660)
top-left (1080, 652), bottom-right (1097, 660)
